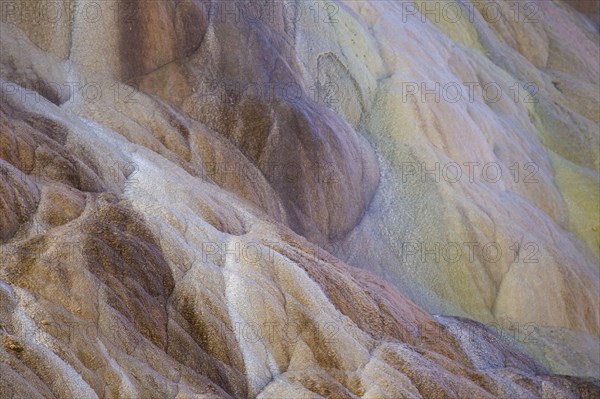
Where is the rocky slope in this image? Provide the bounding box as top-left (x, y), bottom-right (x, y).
top-left (1, 0), bottom-right (599, 398)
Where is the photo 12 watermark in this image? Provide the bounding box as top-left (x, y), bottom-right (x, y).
top-left (1, 81), bottom-right (140, 106)
top-left (399, 81), bottom-right (539, 104)
top-left (190, 78), bottom-right (339, 109)
top-left (400, 240), bottom-right (540, 264)
top-left (399, 1), bottom-right (542, 24)
top-left (397, 161), bottom-right (539, 184)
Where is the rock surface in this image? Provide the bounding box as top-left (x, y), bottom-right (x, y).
top-left (0, 0), bottom-right (599, 398)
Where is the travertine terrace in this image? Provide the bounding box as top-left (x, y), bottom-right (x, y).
top-left (1, 1), bottom-right (599, 398)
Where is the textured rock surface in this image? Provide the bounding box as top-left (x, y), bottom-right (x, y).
top-left (1, 0), bottom-right (599, 397)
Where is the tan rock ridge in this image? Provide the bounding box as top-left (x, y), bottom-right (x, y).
top-left (0, 0), bottom-right (599, 397)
